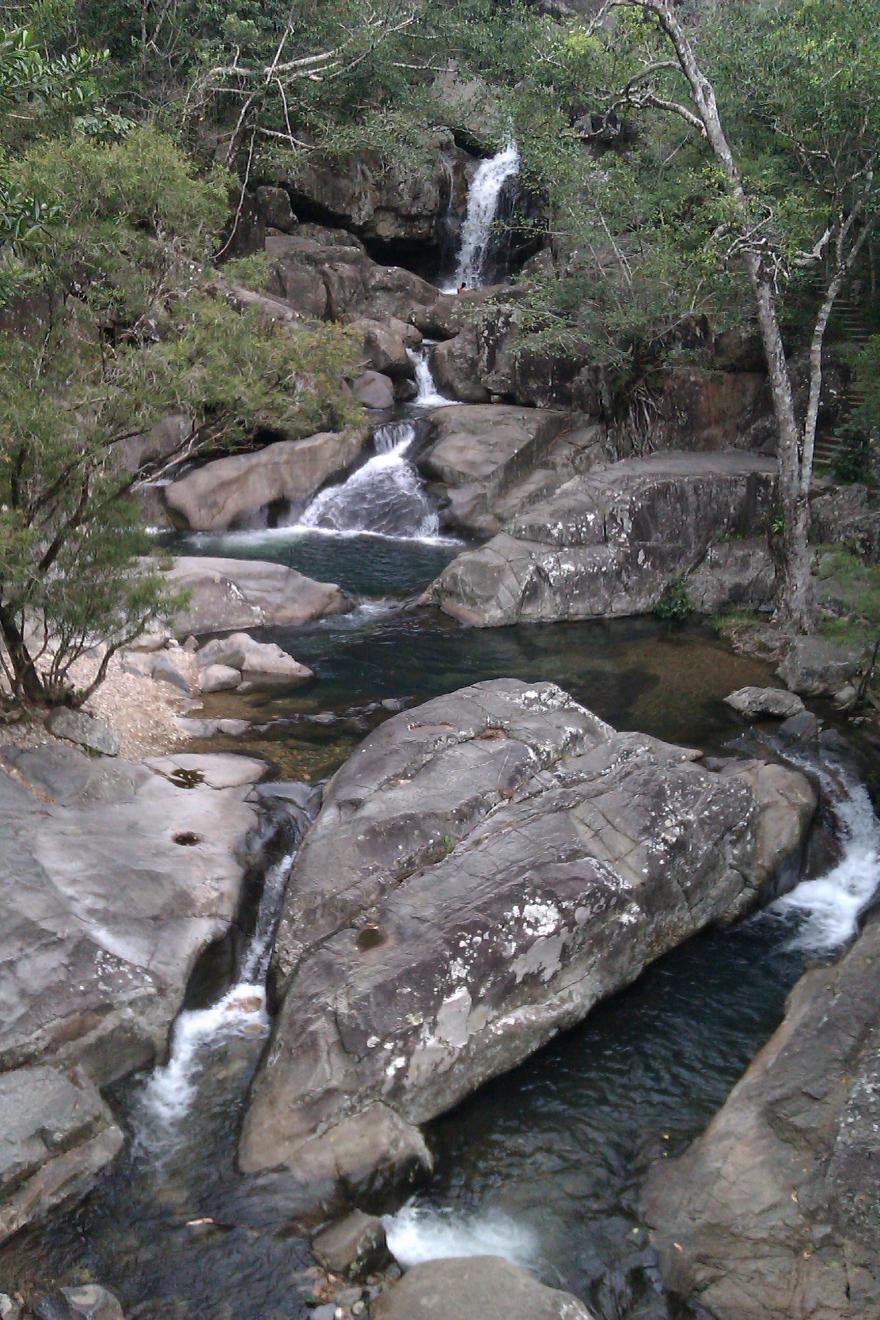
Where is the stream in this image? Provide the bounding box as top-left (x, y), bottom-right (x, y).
top-left (2, 145), bottom-right (879, 1320)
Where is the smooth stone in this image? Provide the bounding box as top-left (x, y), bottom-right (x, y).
top-left (200, 664), bottom-right (242, 694)
top-left (150, 652), bottom-right (192, 696)
top-left (166, 557), bottom-right (351, 635)
top-left (313, 1210), bottom-right (390, 1280)
top-left (196, 633), bottom-right (313, 684)
top-left (239, 679), bottom-right (814, 1212)
top-left (370, 1256), bottom-right (596, 1320)
top-left (46, 709), bottom-right (119, 757)
top-left (723, 686), bottom-right (806, 719)
top-left (352, 370), bottom-right (395, 410)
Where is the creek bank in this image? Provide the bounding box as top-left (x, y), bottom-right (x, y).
top-left (426, 451), bottom-right (776, 626)
top-left (643, 908), bottom-right (880, 1320)
top-left (0, 742), bottom-right (269, 1244)
top-left (238, 677), bottom-right (815, 1213)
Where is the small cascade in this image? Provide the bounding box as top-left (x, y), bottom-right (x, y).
top-left (446, 142), bottom-right (520, 291)
top-left (384, 1204), bottom-right (539, 1272)
top-left (295, 421), bottom-right (440, 540)
top-left (770, 766), bottom-right (880, 951)
top-left (408, 345), bottom-right (456, 408)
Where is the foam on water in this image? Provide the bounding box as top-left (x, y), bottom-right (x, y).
top-left (444, 142), bottom-right (520, 291)
top-left (384, 1204), bottom-right (539, 1272)
top-left (771, 772), bottom-right (880, 951)
top-left (294, 422), bottom-right (440, 540)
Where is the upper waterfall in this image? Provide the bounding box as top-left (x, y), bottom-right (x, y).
top-left (447, 142), bottom-right (520, 291)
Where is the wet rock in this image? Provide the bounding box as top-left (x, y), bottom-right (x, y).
top-left (32, 1285), bottom-right (126, 1320)
top-left (150, 652), bottom-right (192, 696)
top-left (352, 370), bottom-right (395, 410)
top-left (46, 709), bottom-right (120, 757)
top-left (165, 428), bottom-right (367, 533)
top-left (196, 632), bottom-right (313, 684)
top-left (720, 759), bottom-right (817, 888)
top-left (431, 328), bottom-right (491, 403)
top-left (428, 452), bottom-right (776, 626)
top-left (199, 663), bottom-right (242, 694)
top-left (239, 679), bottom-right (813, 1211)
top-left (313, 1210), bottom-right (390, 1280)
top-left (371, 1256), bottom-right (595, 1320)
top-left (350, 318), bottom-right (420, 378)
top-left (0, 1067), bottom-right (124, 1247)
top-left (724, 686), bottom-right (806, 719)
top-left (166, 557), bottom-right (351, 635)
top-left (0, 739), bottom-right (264, 1202)
top-left (777, 710), bottom-right (821, 744)
top-left (776, 635), bottom-right (866, 697)
top-left (643, 913), bottom-right (880, 1320)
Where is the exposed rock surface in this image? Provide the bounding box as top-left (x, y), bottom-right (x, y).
top-left (0, 744), bottom-right (265, 1241)
top-left (165, 556), bottom-right (351, 635)
top-left (239, 679), bottom-right (813, 1211)
top-left (776, 635), bottom-right (866, 697)
top-left (46, 709), bottom-right (120, 757)
top-left (724, 686), bottom-right (806, 719)
top-left (312, 1209), bottom-right (390, 1280)
top-left (811, 483), bottom-right (880, 563)
top-left (643, 912), bottom-right (880, 1320)
top-left (372, 1256), bottom-right (595, 1320)
top-left (350, 317), bottom-right (421, 378)
top-left (418, 404), bottom-right (574, 535)
top-left (196, 632), bottom-right (313, 685)
top-left (164, 427), bottom-right (367, 532)
top-left (352, 370), bottom-right (395, 410)
top-left (428, 451), bottom-right (776, 626)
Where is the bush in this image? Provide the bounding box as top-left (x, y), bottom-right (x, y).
top-left (654, 577), bottom-right (693, 622)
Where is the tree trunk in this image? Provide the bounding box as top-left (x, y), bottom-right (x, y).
top-left (0, 605), bottom-right (49, 705)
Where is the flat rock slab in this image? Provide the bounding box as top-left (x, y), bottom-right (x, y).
top-left (0, 1066), bottom-right (123, 1246)
top-left (239, 679), bottom-right (813, 1212)
top-left (166, 557), bottom-right (351, 636)
top-left (643, 914), bottom-right (880, 1320)
top-left (371, 1256), bottom-right (595, 1320)
top-left (428, 450), bottom-right (776, 625)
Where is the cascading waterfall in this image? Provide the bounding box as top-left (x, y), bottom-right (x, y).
top-left (770, 763), bottom-right (880, 950)
top-left (295, 421), bottom-right (440, 539)
top-left (446, 142), bottom-right (520, 291)
top-left (133, 796), bottom-right (316, 1154)
top-left (408, 345), bottom-right (455, 408)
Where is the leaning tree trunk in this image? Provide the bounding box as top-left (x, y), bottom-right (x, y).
top-left (0, 605), bottom-right (50, 706)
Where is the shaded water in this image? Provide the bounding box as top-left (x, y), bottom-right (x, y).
top-left (4, 513), bottom-right (878, 1320)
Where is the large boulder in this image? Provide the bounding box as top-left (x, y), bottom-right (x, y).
top-left (0, 744), bottom-right (265, 1241)
top-left (724, 686), bottom-right (806, 719)
top-left (280, 137), bottom-right (471, 248)
top-left (196, 632), bottom-right (313, 684)
top-left (419, 404), bottom-right (573, 535)
top-left (427, 451), bottom-right (776, 626)
top-left (239, 679), bottom-right (813, 1212)
top-left (165, 556), bottom-right (351, 635)
top-left (372, 1256), bottom-right (595, 1320)
top-left (164, 427), bottom-right (368, 532)
top-left (350, 317), bottom-right (421, 378)
top-left (776, 635), bottom-right (866, 697)
top-left (642, 912), bottom-right (880, 1320)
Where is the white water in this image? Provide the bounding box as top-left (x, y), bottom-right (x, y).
top-left (294, 421), bottom-right (440, 540)
top-left (770, 769), bottom-right (880, 951)
top-left (132, 849), bottom-right (295, 1153)
top-left (445, 142), bottom-right (520, 291)
top-left (384, 1204), bottom-right (539, 1273)
top-left (408, 345), bottom-right (456, 408)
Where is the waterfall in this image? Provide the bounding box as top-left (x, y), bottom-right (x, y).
top-left (384, 1204), bottom-right (539, 1273)
top-left (295, 421), bottom-right (440, 540)
top-left (447, 142), bottom-right (520, 291)
top-left (769, 767), bottom-right (880, 951)
top-left (408, 345), bottom-right (456, 408)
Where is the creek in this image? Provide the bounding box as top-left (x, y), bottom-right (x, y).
top-left (2, 142), bottom-right (878, 1320)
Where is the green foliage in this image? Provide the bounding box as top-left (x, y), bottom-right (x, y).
top-left (654, 577), bottom-right (693, 623)
top-left (815, 548), bottom-right (880, 648)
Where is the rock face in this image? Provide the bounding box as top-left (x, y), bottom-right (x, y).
top-left (239, 679), bottom-right (813, 1212)
top-left (164, 427), bottom-right (367, 532)
top-left (0, 744), bottom-right (265, 1242)
top-left (372, 1256), bottom-right (595, 1320)
top-left (642, 913), bottom-right (880, 1320)
top-left (811, 483), bottom-right (880, 563)
top-left (419, 404), bottom-right (575, 535)
top-left (166, 556), bottom-right (351, 635)
top-left (427, 451), bottom-right (776, 626)
top-left (776, 635), bottom-right (866, 698)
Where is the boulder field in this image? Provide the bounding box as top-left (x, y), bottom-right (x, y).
top-left (0, 744), bottom-right (268, 1243)
top-left (426, 450), bottom-right (777, 626)
top-left (238, 679), bottom-right (815, 1212)
top-left (643, 911), bottom-right (880, 1320)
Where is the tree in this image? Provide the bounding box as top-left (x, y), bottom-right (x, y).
top-left (586, 0), bottom-right (880, 630)
top-left (0, 124), bottom-right (361, 708)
